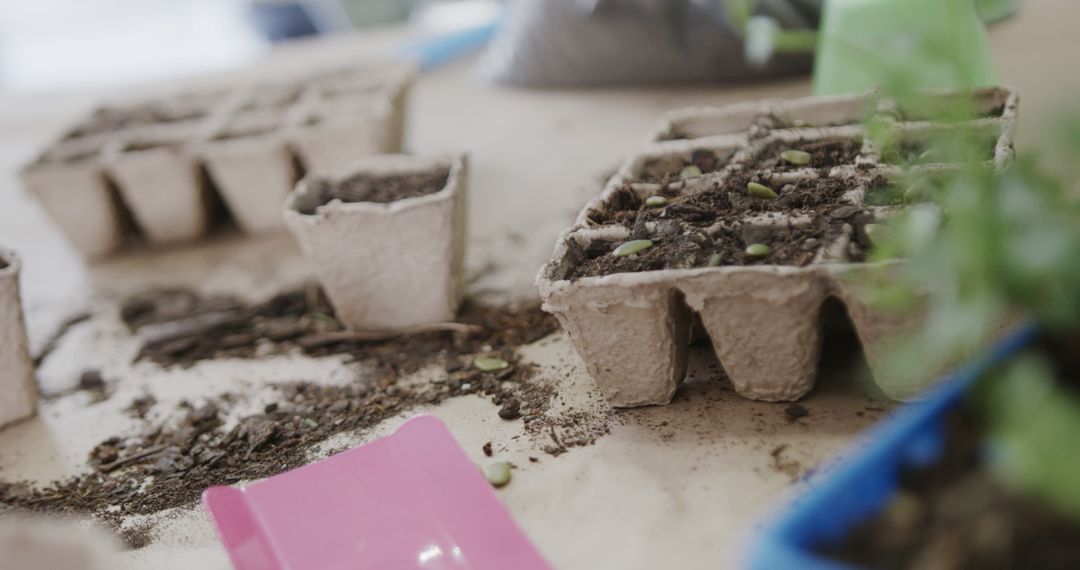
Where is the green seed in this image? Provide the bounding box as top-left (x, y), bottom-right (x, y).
top-left (645, 196), bottom-right (668, 207)
top-left (780, 149), bottom-right (812, 166)
top-left (706, 253), bottom-right (722, 267)
top-left (309, 311), bottom-right (340, 330)
top-left (486, 461), bottom-right (512, 488)
top-left (745, 243), bottom-right (771, 257)
top-left (679, 165), bottom-right (703, 179)
top-left (474, 356), bottom-right (510, 372)
top-left (304, 418), bottom-right (319, 429)
top-left (747, 182), bottom-right (778, 200)
top-left (864, 224), bottom-right (895, 246)
top-left (904, 183), bottom-right (929, 202)
top-left (612, 239), bottom-right (653, 257)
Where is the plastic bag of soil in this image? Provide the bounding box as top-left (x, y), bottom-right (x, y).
top-left (475, 0), bottom-right (821, 86)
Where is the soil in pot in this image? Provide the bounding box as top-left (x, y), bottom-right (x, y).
top-left (588, 172), bottom-right (856, 229)
top-left (880, 134), bottom-right (998, 166)
top-left (636, 149), bottom-right (731, 184)
top-left (561, 212), bottom-right (870, 280)
top-left (818, 341), bottom-right (1080, 570)
top-left (753, 138), bottom-right (864, 173)
top-left (298, 167), bottom-right (452, 213)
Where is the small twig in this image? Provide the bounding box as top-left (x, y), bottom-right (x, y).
top-left (101, 445), bottom-right (167, 473)
top-left (296, 322), bottom-right (483, 350)
top-left (33, 312), bottom-right (92, 366)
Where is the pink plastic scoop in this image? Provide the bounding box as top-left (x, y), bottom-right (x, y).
top-left (203, 415), bottom-right (551, 570)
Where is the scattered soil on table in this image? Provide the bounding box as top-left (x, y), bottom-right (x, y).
top-left (299, 167), bottom-right (451, 211)
top-left (819, 406), bottom-right (1080, 569)
top-left (754, 138), bottom-right (862, 172)
top-left (122, 287), bottom-right (554, 372)
top-left (0, 289), bottom-right (597, 538)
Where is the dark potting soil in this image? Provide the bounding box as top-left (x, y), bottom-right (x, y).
top-left (65, 104), bottom-right (207, 140)
top-left (881, 135), bottom-right (998, 166)
top-left (0, 288), bottom-right (578, 535)
top-left (819, 405), bottom-right (1080, 569)
top-left (754, 138), bottom-right (863, 172)
top-left (588, 171), bottom-right (855, 229)
top-left (324, 167), bottom-right (451, 205)
top-left (636, 149), bottom-right (730, 184)
top-left (569, 169), bottom-right (874, 279)
top-left (562, 217), bottom-right (849, 280)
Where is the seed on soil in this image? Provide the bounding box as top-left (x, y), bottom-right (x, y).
top-left (904, 183), bottom-right (929, 202)
top-left (679, 165), bottom-right (703, 180)
top-left (780, 149), bottom-right (812, 166)
top-left (486, 461), bottom-right (512, 488)
top-left (612, 239), bottom-right (654, 257)
top-left (706, 253), bottom-right (722, 267)
top-left (747, 182), bottom-right (778, 200)
top-left (645, 196), bottom-right (668, 207)
top-left (864, 223), bottom-right (895, 246)
top-left (474, 356), bottom-right (510, 372)
top-left (745, 243), bottom-right (771, 257)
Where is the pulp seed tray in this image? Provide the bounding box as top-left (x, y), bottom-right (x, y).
top-left (538, 87), bottom-right (1018, 408)
top-left (19, 63), bottom-right (415, 256)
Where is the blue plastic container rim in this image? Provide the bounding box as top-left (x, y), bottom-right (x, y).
top-left (749, 325), bottom-right (1036, 570)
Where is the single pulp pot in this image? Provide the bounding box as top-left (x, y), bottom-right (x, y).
top-left (289, 64), bottom-right (415, 175)
top-left (0, 248), bottom-right (37, 427)
top-left (540, 87), bottom-right (1018, 408)
top-left (19, 136), bottom-right (127, 257)
top-left (284, 153), bottom-right (467, 330)
top-left (105, 123), bottom-right (212, 243)
top-left (199, 109), bottom-right (297, 233)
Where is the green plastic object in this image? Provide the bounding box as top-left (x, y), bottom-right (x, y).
top-left (813, 0), bottom-right (998, 95)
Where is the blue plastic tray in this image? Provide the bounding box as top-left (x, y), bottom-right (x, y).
top-left (749, 327), bottom-right (1034, 570)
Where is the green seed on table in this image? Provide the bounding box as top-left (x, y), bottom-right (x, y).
top-left (486, 461), bottom-right (512, 487)
top-left (612, 239), bottom-right (653, 257)
top-left (645, 196), bottom-right (668, 207)
top-left (747, 182), bottom-right (778, 200)
top-left (474, 356), bottom-right (510, 372)
top-left (745, 243), bottom-right (771, 257)
top-left (679, 165), bottom-right (703, 179)
top-left (706, 253), bottom-right (722, 267)
top-left (780, 149), bottom-right (812, 166)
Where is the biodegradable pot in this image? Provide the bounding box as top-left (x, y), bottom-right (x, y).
top-left (0, 249), bottom-right (37, 428)
top-left (19, 138), bottom-right (127, 257)
top-left (200, 109), bottom-right (296, 233)
top-left (540, 88), bottom-right (1018, 408)
top-left (105, 124), bottom-right (212, 243)
top-left (289, 66), bottom-right (414, 175)
top-left (284, 153), bottom-right (467, 330)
